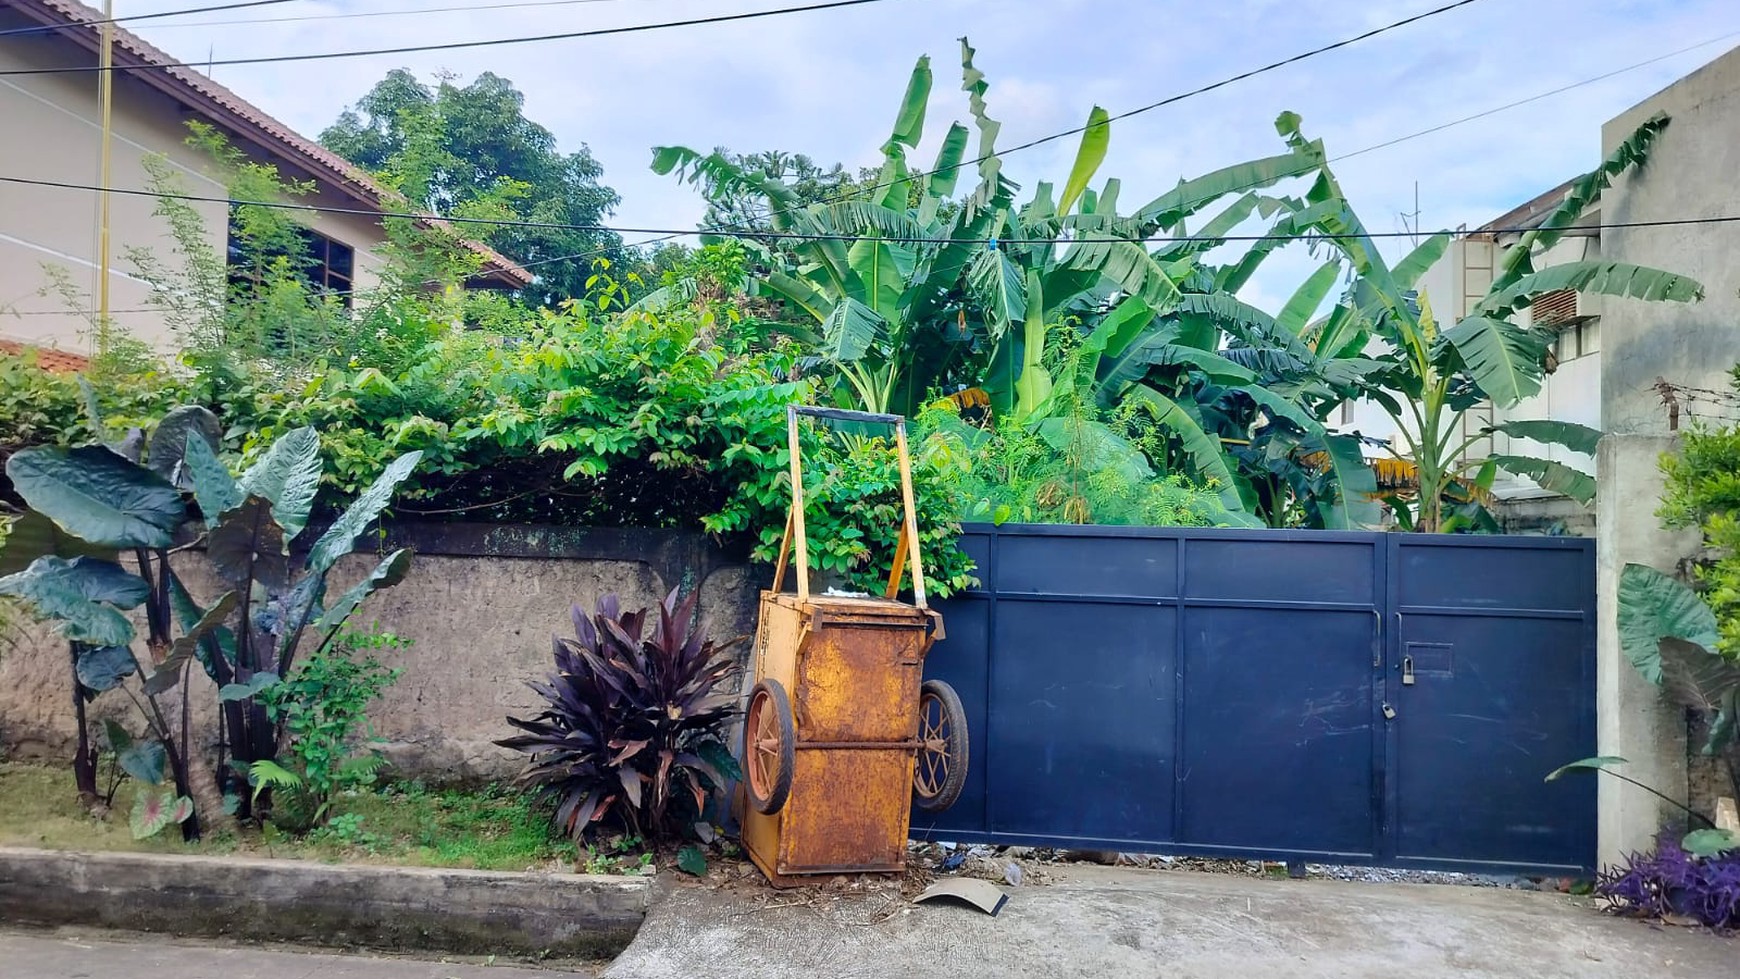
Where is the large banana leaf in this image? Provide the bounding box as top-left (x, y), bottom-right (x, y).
top-left (1145, 345), bottom-right (1259, 384)
top-left (1056, 106), bottom-right (1110, 216)
top-left (1123, 385), bottom-right (1245, 512)
top-left (1491, 115), bottom-right (1668, 293)
top-left (306, 450), bottom-right (424, 576)
top-left (1440, 315), bottom-right (1552, 407)
top-left (649, 145), bottom-right (802, 212)
top-left (926, 123), bottom-right (970, 201)
top-left (959, 38), bottom-right (1003, 192)
top-left (1080, 295), bottom-right (1154, 362)
top-left (1132, 141), bottom-right (1323, 235)
top-left (238, 427), bottom-right (323, 539)
top-left (0, 555), bottom-right (145, 646)
top-left (1063, 236), bottom-right (1183, 309)
top-left (1489, 419), bottom-right (1602, 456)
top-left (872, 55), bottom-right (932, 210)
top-left (1277, 261), bottom-right (1340, 335)
top-left (7, 446), bottom-right (184, 550)
top-left (967, 248), bottom-right (1026, 338)
top-left (1616, 563), bottom-right (1718, 685)
top-left (1394, 233), bottom-right (1451, 291)
top-left (1487, 454), bottom-right (1596, 504)
top-left (819, 299), bottom-right (887, 363)
top-left (146, 405), bottom-right (220, 490)
top-left (846, 237), bottom-right (914, 322)
top-left (1316, 434), bottom-right (1382, 530)
top-left (1013, 270), bottom-right (1052, 420)
top-left (762, 269), bottom-right (831, 322)
top-left (1478, 261), bottom-right (1703, 317)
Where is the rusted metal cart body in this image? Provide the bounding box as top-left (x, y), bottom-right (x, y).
top-left (738, 406), bottom-right (967, 887)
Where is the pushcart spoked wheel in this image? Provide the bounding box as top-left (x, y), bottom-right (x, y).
top-left (913, 679), bottom-right (967, 811)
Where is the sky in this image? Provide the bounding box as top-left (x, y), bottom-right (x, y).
top-left (107, 0), bottom-right (1740, 309)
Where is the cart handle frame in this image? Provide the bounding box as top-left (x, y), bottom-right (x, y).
top-left (770, 405), bottom-right (929, 609)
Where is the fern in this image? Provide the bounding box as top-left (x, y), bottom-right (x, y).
top-left (248, 758), bottom-right (303, 807)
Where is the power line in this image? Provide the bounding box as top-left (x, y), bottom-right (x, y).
top-left (1334, 29), bottom-right (1740, 163)
top-left (122, 0), bottom-right (657, 31)
top-left (7, 171), bottom-right (1740, 245)
top-left (636, 0), bottom-right (1493, 257)
top-left (622, 22), bottom-right (1740, 265)
top-left (0, 0), bottom-right (297, 39)
top-left (0, 0), bottom-right (898, 76)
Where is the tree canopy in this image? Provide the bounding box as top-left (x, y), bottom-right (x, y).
top-left (320, 69), bottom-right (626, 304)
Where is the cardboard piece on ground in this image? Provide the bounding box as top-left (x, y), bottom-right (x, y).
top-left (913, 878), bottom-right (1009, 917)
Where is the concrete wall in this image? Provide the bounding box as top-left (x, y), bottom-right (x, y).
top-left (0, 10), bottom-right (388, 354)
top-left (0, 523), bottom-right (764, 782)
top-left (1593, 44), bottom-right (1740, 862)
top-left (1601, 43), bottom-right (1740, 435)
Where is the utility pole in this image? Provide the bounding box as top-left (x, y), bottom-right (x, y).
top-left (95, 0), bottom-right (116, 354)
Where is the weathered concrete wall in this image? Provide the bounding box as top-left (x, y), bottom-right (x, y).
top-left (1595, 436), bottom-right (1697, 866)
top-left (1592, 46), bottom-right (1740, 862)
top-left (0, 523), bottom-right (764, 782)
top-left (1601, 44), bottom-right (1740, 435)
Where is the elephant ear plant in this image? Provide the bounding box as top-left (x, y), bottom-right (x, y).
top-left (0, 407), bottom-right (420, 835)
top-left (497, 588), bottom-right (743, 846)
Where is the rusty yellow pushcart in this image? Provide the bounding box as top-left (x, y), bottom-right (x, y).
top-left (738, 406), bottom-right (968, 886)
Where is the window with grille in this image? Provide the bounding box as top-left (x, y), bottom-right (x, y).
top-left (226, 211), bottom-right (355, 308)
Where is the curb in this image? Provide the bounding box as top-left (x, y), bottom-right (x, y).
top-left (0, 847), bottom-right (649, 957)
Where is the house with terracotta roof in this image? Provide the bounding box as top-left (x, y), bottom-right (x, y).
top-left (0, 0), bottom-right (530, 358)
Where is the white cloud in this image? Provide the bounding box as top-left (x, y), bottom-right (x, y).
top-left (112, 0), bottom-right (1740, 285)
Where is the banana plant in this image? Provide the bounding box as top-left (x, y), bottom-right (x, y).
top-left (0, 411), bottom-right (421, 825)
top-left (1269, 115), bottom-right (1699, 531)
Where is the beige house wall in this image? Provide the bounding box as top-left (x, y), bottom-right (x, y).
top-left (0, 17), bottom-right (388, 355)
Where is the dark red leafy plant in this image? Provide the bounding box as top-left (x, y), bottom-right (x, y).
top-left (497, 589), bottom-right (743, 841)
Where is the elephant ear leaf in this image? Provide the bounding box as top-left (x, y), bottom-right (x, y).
top-left (6, 446), bottom-right (183, 549)
top-left (1616, 564), bottom-right (1719, 686)
top-left (143, 591), bottom-right (239, 696)
top-left (147, 406), bottom-right (221, 490)
top-left (207, 497), bottom-right (289, 592)
top-left (313, 549), bottom-right (413, 645)
top-left (238, 427), bottom-right (323, 539)
top-left (183, 433), bottom-right (242, 527)
top-left (1658, 637), bottom-right (1740, 755)
top-left (0, 556), bottom-right (148, 646)
top-left (307, 451), bottom-right (423, 576)
top-left (76, 644), bottom-right (138, 694)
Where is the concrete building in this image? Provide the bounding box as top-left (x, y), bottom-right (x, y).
top-left (0, 0), bottom-right (529, 355)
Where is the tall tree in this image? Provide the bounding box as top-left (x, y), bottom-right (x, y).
top-left (321, 69), bottom-right (625, 304)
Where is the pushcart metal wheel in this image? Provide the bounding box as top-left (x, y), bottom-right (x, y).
top-left (744, 678), bottom-right (795, 814)
top-left (913, 679), bottom-right (968, 811)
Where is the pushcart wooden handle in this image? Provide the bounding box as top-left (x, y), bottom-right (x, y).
top-left (772, 405), bottom-right (929, 609)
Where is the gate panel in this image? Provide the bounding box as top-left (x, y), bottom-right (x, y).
top-left (984, 599), bottom-right (1176, 844)
top-left (1390, 614), bottom-right (1593, 871)
top-left (913, 526), bottom-right (1596, 873)
top-left (1179, 607), bottom-right (1377, 857)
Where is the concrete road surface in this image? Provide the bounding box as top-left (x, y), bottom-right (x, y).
top-left (0, 928), bottom-right (590, 978)
top-left (606, 865), bottom-right (1736, 979)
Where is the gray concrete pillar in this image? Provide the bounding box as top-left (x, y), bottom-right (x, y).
top-left (1595, 434), bottom-right (1697, 866)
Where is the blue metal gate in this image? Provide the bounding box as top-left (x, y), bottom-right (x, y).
top-left (912, 525), bottom-right (1597, 875)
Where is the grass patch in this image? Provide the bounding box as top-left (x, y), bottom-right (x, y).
top-left (0, 762), bottom-right (601, 872)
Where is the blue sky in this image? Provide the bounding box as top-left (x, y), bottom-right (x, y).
top-left (116, 0), bottom-right (1739, 306)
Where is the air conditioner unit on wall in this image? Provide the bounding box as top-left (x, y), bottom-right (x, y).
top-left (1531, 289), bottom-right (1582, 327)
